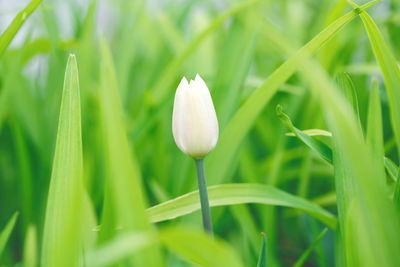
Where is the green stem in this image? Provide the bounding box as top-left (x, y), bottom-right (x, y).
top-left (194, 158), bottom-right (213, 235)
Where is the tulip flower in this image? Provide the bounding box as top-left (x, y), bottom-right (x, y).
top-left (172, 74), bottom-right (218, 235)
top-left (172, 74), bottom-right (219, 158)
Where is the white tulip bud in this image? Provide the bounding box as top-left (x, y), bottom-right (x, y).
top-left (172, 74), bottom-right (219, 158)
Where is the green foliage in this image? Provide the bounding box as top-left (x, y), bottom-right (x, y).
top-left (0, 212), bottom-right (19, 258)
top-left (148, 183), bottom-right (337, 229)
top-left (1, 0), bottom-right (400, 266)
top-left (256, 233), bottom-right (267, 267)
top-left (41, 54), bottom-right (85, 267)
top-left (98, 37), bottom-right (162, 266)
top-left (0, 0), bottom-right (42, 57)
top-left (293, 228), bottom-right (328, 267)
top-left (206, 1), bottom-right (377, 185)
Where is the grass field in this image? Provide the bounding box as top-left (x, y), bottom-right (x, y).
top-left (1, 0), bottom-right (400, 266)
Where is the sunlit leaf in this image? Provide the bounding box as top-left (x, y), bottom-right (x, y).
top-left (206, 1), bottom-right (378, 185)
top-left (41, 54), bottom-right (86, 267)
top-left (0, 0), bottom-right (42, 57)
top-left (148, 184), bottom-right (337, 229)
top-left (98, 37), bottom-right (162, 266)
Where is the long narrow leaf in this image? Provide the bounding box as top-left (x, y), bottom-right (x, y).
top-left (41, 54), bottom-right (85, 267)
top-left (150, 0), bottom-right (261, 104)
top-left (299, 42), bottom-right (400, 267)
top-left (256, 233), bottom-right (267, 267)
top-left (87, 232), bottom-right (156, 267)
top-left (0, 212), bottom-right (19, 257)
top-left (276, 105), bottom-right (332, 163)
top-left (355, 3), bottom-right (400, 207)
top-left (0, 0), bottom-right (42, 57)
top-left (384, 156), bottom-right (398, 182)
top-left (98, 37), bottom-right (161, 266)
top-left (159, 227), bottom-right (244, 267)
top-left (206, 1), bottom-right (378, 185)
top-left (147, 184), bottom-right (337, 229)
top-left (293, 228), bottom-right (328, 267)
top-left (366, 78), bottom-right (385, 186)
top-left (88, 227), bottom-right (244, 267)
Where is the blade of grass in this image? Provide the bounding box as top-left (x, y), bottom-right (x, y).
top-left (256, 233), bottom-right (267, 267)
top-left (366, 78), bottom-right (385, 186)
top-left (11, 120), bottom-right (33, 231)
top-left (293, 228), bottom-right (328, 267)
top-left (279, 101), bottom-right (396, 185)
top-left (206, 1), bottom-right (379, 185)
top-left (88, 227), bottom-right (244, 267)
top-left (353, 2), bottom-right (400, 206)
top-left (147, 184), bottom-right (337, 229)
top-left (0, 0), bottom-right (42, 57)
top-left (0, 211), bottom-right (19, 257)
top-left (98, 36), bottom-right (162, 266)
top-left (41, 54), bottom-right (86, 267)
top-left (334, 72), bottom-right (361, 130)
top-left (159, 227), bottom-right (244, 267)
top-left (331, 71), bottom-right (362, 240)
top-left (213, 14), bottom-right (260, 129)
top-left (87, 232), bottom-right (156, 267)
top-left (149, 0), bottom-right (261, 104)
top-left (299, 47), bottom-right (400, 267)
top-left (276, 105), bottom-right (332, 163)
top-left (384, 156), bottom-right (398, 182)
top-left (334, 73), bottom-right (359, 113)
top-left (23, 225), bottom-right (37, 267)
top-left (285, 129), bottom-right (332, 137)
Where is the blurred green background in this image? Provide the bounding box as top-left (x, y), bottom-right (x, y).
top-left (1, 0), bottom-right (400, 266)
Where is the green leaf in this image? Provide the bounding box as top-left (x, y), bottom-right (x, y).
top-left (334, 72), bottom-right (362, 132)
top-left (366, 78), bottom-right (386, 186)
top-left (276, 105), bottom-right (333, 163)
top-left (384, 156), bottom-right (398, 182)
top-left (213, 14), bottom-right (260, 129)
top-left (297, 31), bottom-right (400, 267)
top-left (149, 0), bottom-right (261, 104)
top-left (334, 72), bottom-right (360, 119)
top-left (206, 1), bottom-right (378, 185)
top-left (355, 4), bottom-right (400, 207)
top-left (147, 184), bottom-right (337, 229)
top-left (256, 233), bottom-right (267, 267)
top-left (0, 212), bottom-right (19, 257)
top-left (285, 129), bottom-right (332, 137)
top-left (0, 0), bottom-right (42, 57)
top-left (86, 232), bottom-right (157, 267)
top-left (293, 228), bottom-right (328, 267)
top-left (98, 36), bottom-right (162, 266)
top-left (41, 54), bottom-right (86, 267)
top-left (88, 227), bottom-right (244, 267)
top-left (159, 227), bottom-right (244, 267)
top-left (23, 225), bottom-right (38, 267)
top-left (278, 99), bottom-right (398, 190)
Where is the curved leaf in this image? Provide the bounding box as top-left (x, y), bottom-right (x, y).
top-left (354, 2), bottom-right (400, 206)
top-left (206, 1), bottom-right (378, 185)
top-left (0, 0), bottom-right (42, 57)
top-left (147, 184), bottom-right (337, 229)
top-left (276, 105), bottom-right (332, 163)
